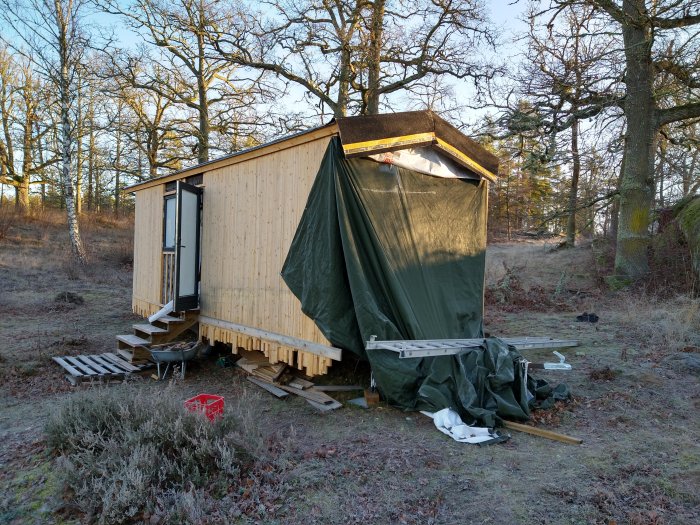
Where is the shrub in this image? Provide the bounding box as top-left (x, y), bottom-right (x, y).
top-left (45, 386), bottom-right (254, 524)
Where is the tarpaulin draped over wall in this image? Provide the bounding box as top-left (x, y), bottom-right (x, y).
top-left (282, 139), bottom-right (531, 426)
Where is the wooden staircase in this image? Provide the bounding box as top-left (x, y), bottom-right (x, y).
top-left (116, 311), bottom-right (200, 362)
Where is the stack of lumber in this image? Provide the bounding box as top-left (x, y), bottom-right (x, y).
top-left (235, 349), bottom-right (342, 411)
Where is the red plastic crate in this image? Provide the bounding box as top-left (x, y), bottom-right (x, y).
top-left (184, 394), bottom-right (224, 422)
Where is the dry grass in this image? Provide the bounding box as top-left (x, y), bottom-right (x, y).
top-left (485, 239), bottom-right (603, 313)
top-left (2, 217), bottom-right (700, 525)
top-left (0, 206), bottom-right (13, 240)
top-left (608, 293), bottom-right (700, 355)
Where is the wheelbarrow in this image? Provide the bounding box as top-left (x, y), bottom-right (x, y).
top-left (149, 341), bottom-right (204, 380)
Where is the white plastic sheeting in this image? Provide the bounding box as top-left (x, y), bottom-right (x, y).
top-left (422, 408), bottom-right (497, 444)
top-left (368, 147), bottom-right (479, 180)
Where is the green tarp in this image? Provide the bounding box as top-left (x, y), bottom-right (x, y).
top-left (282, 139), bottom-right (532, 426)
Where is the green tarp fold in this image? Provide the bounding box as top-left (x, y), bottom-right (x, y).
top-left (282, 139), bottom-right (533, 426)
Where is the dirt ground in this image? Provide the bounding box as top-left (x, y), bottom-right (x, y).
top-left (1, 212), bottom-right (699, 525)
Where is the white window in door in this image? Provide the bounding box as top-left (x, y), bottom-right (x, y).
top-left (164, 196), bottom-right (176, 250)
top-left (177, 189), bottom-right (199, 297)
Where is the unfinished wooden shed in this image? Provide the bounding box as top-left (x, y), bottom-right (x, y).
top-left (124, 111), bottom-right (499, 378)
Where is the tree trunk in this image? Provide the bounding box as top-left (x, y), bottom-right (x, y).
top-left (114, 114), bottom-right (121, 218)
top-left (149, 128), bottom-right (158, 178)
top-left (366, 0), bottom-right (385, 115)
top-left (36, 123), bottom-right (45, 208)
top-left (17, 93), bottom-right (34, 213)
top-left (613, 0), bottom-right (655, 280)
top-left (57, 0), bottom-right (86, 264)
top-left (565, 118), bottom-right (580, 247)
top-left (75, 74), bottom-right (83, 215)
top-left (75, 142), bottom-right (82, 214)
top-left (87, 107), bottom-right (95, 211)
top-left (197, 82), bottom-right (209, 163)
top-left (17, 181), bottom-right (29, 210)
top-left (336, 43), bottom-right (351, 117)
top-left (196, 8), bottom-right (209, 164)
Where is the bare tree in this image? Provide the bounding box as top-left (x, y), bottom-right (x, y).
top-left (539, 0), bottom-right (700, 280)
top-left (0, 47), bottom-right (57, 212)
top-left (0, 0), bottom-right (91, 262)
top-left (214, 0), bottom-right (499, 118)
top-left (519, 3), bottom-right (622, 246)
top-left (99, 0), bottom-right (265, 164)
top-left (121, 87), bottom-right (179, 179)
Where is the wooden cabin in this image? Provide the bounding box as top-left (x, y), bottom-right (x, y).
top-left (124, 111), bottom-right (498, 377)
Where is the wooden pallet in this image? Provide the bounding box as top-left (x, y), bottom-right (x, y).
top-left (52, 352), bottom-right (152, 385)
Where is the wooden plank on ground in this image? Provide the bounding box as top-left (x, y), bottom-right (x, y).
top-left (503, 420), bottom-right (583, 445)
top-left (64, 356), bottom-right (100, 376)
top-left (52, 356), bottom-right (83, 377)
top-left (305, 398), bottom-right (343, 411)
top-left (89, 355), bottom-right (126, 374)
top-left (251, 363), bottom-right (286, 381)
top-left (287, 377), bottom-right (314, 390)
top-left (247, 377), bottom-right (290, 398)
top-left (236, 357), bottom-right (262, 373)
top-left (313, 385), bottom-right (363, 392)
top-left (103, 353), bottom-right (141, 372)
top-left (276, 384), bottom-right (335, 404)
top-left (75, 356), bottom-right (111, 375)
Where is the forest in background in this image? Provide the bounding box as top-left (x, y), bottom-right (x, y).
top-left (0, 0), bottom-right (698, 280)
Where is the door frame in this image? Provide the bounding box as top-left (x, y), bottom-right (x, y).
top-left (173, 180), bottom-right (203, 311)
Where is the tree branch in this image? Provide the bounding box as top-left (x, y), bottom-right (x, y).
top-left (653, 13), bottom-right (700, 29)
top-left (656, 102), bottom-right (700, 127)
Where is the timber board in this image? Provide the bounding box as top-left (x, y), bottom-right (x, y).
top-left (52, 352), bottom-right (152, 385)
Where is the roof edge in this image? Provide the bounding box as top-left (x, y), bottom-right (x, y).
top-left (335, 110), bottom-right (499, 179)
top-left (126, 111), bottom-right (499, 193)
top-left (126, 122), bottom-right (338, 192)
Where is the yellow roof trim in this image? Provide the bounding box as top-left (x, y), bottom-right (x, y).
top-left (434, 138), bottom-right (497, 182)
top-left (341, 132), bottom-right (435, 156)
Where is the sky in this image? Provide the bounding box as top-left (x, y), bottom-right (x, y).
top-left (76, 0), bottom-right (531, 133)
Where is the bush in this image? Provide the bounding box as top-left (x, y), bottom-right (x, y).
top-left (45, 386), bottom-right (255, 524)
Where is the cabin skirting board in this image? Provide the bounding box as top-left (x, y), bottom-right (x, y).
top-left (132, 298), bottom-right (162, 318)
top-left (199, 322), bottom-right (333, 377)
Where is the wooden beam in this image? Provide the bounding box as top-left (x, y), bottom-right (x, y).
top-left (314, 385), bottom-right (363, 392)
top-left (199, 316), bottom-right (342, 361)
top-left (52, 356), bottom-right (83, 377)
top-left (503, 421), bottom-right (583, 445)
top-left (275, 384), bottom-right (336, 404)
top-left (246, 377), bottom-right (290, 398)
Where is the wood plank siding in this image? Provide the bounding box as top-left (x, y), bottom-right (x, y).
top-left (198, 135), bottom-right (334, 375)
top-left (132, 184), bottom-right (164, 317)
top-left (130, 131), bottom-right (336, 375)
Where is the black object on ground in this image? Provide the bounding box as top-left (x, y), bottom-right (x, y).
top-left (576, 312), bottom-right (599, 323)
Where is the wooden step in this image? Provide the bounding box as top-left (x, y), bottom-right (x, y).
top-left (117, 347), bottom-right (152, 363)
top-left (133, 324), bottom-right (170, 343)
top-left (133, 324), bottom-right (169, 336)
top-left (152, 315), bottom-right (199, 344)
top-left (116, 334), bottom-right (151, 348)
top-left (158, 315), bottom-right (184, 323)
top-left (154, 315), bottom-right (185, 324)
top-left (152, 315), bottom-right (185, 329)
